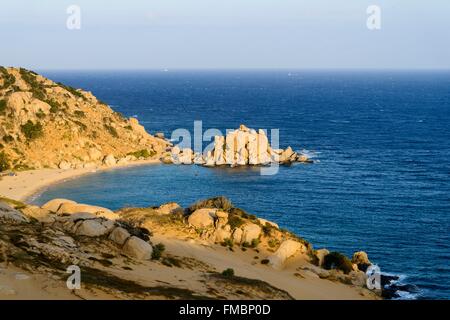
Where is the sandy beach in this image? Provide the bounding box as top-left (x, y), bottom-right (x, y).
top-left (0, 159), bottom-right (161, 202)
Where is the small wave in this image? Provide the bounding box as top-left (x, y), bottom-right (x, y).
top-left (381, 272), bottom-right (421, 300)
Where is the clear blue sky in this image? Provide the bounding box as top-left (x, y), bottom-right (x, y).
top-left (1, 0), bottom-right (449, 70)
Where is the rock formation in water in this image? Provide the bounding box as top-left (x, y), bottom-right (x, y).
top-left (0, 67), bottom-right (169, 172)
top-left (165, 124), bottom-right (312, 166)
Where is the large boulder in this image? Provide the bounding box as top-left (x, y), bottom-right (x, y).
top-left (57, 202), bottom-right (119, 220)
top-left (42, 198), bottom-right (76, 212)
top-left (0, 202), bottom-right (29, 224)
top-left (109, 227), bottom-right (131, 246)
top-left (122, 236), bottom-right (153, 260)
top-left (188, 208), bottom-right (216, 228)
top-left (268, 239), bottom-right (307, 269)
top-left (75, 219), bottom-right (114, 237)
top-left (156, 202), bottom-right (182, 215)
top-left (241, 223), bottom-right (261, 244)
top-left (20, 205), bottom-right (54, 223)
top-left (352, 251), bottom-right (371, 271)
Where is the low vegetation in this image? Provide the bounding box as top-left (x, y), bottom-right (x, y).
top-left (21, 120), bottom-right (43, 141)
top-left (323, 252), bottom-right (353, 274)
top-left (221, 268), bottom-right (235, 277)
top-left (127, 149), bottom-right (155, 159)
top-left (188, 196), bottom-right (233, 214)
top-left (0, 151), bottom-right (10, 172)
top-left (151, 243), bottom-right (166, 260)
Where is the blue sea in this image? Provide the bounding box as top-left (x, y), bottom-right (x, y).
top-left (33, 70), bottom-right (450, 299)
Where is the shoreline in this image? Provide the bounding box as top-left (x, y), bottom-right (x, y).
top-left (0, 158), bottom-right (162, 203)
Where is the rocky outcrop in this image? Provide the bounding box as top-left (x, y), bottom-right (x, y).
top-left (56, 201), bottom-right (119, 220)
top-left (352, 251), bottom-right (372, 272)
top-left (188, 208), bottom-right (216, 228)
top-left (267, 240), bottom-right (307, 269)
top-left (0, 195), bottom-right (380, 299)
top-left (167, 125), bottom-right (312, 168)
top-left (42, 198), bottom-right (76, 212)
top-left (0, 202), bottom-right (29, 224)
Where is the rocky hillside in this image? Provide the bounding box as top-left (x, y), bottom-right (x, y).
top-left (0, 67), bottom-right (169, 172)
top-left (0, 195), bottom-right (378, 299)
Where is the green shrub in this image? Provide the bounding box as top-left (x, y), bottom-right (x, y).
top-left (152, 243), bottom-right (166, 260)
top-left (73, 120), bottom-right (87, 131)
top-left (2, 135), bottom-right (14, 143)
top-left (323, 252), bottom-right (353, 274)
top-left (0, 99), bottom-right (6, 114)
top-left (262, 224), bottom-right (273, 236)
top-left (221, 238), bottom-right (234, 248)
top-left (188, 196), bottom-right (233, 214)
top-left (46, 99), bottom-right (61, 113)
top-left (104, 124), bottom-right (118, 138)
top-left (36, 109), bottom-right (46, 119)
top-left (74, 110), bottom-right (85, 118)
top-left (56, 82), bottom-right (86, 100)
top-left (228, 214), bottom-right (244, 229)
top-left (267, 238), bottom-right (280, 248)
top-left (221, 268), bottom-right (235, 277)
top-left (0, 68), bottom-right (16, 89)
top-left (21, 120), bottom-right (43, 140)
top-left (260, 259), bottom-right (270, 265)
top-left (127, 149), bottom-right (155, 159)
top-left (0, 151), bottom-right (10, 172)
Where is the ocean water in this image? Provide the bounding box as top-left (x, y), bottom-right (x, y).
top-left (33, 70), bottom-right (450, 299)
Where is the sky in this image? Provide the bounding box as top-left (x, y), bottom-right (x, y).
top-left (0, 0), bottom-right (449, 70)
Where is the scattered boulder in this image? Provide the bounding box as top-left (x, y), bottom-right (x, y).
top-left (268, 239), bottom-right (306, 269)
top-left (122, 236), bottom-right (153, 260)
top-left (188, 208), bottom-right (216, 228)
top-left (109, 227), bottom-right (131, 246)
top-left (42, 198), bottom-right (76, 213)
